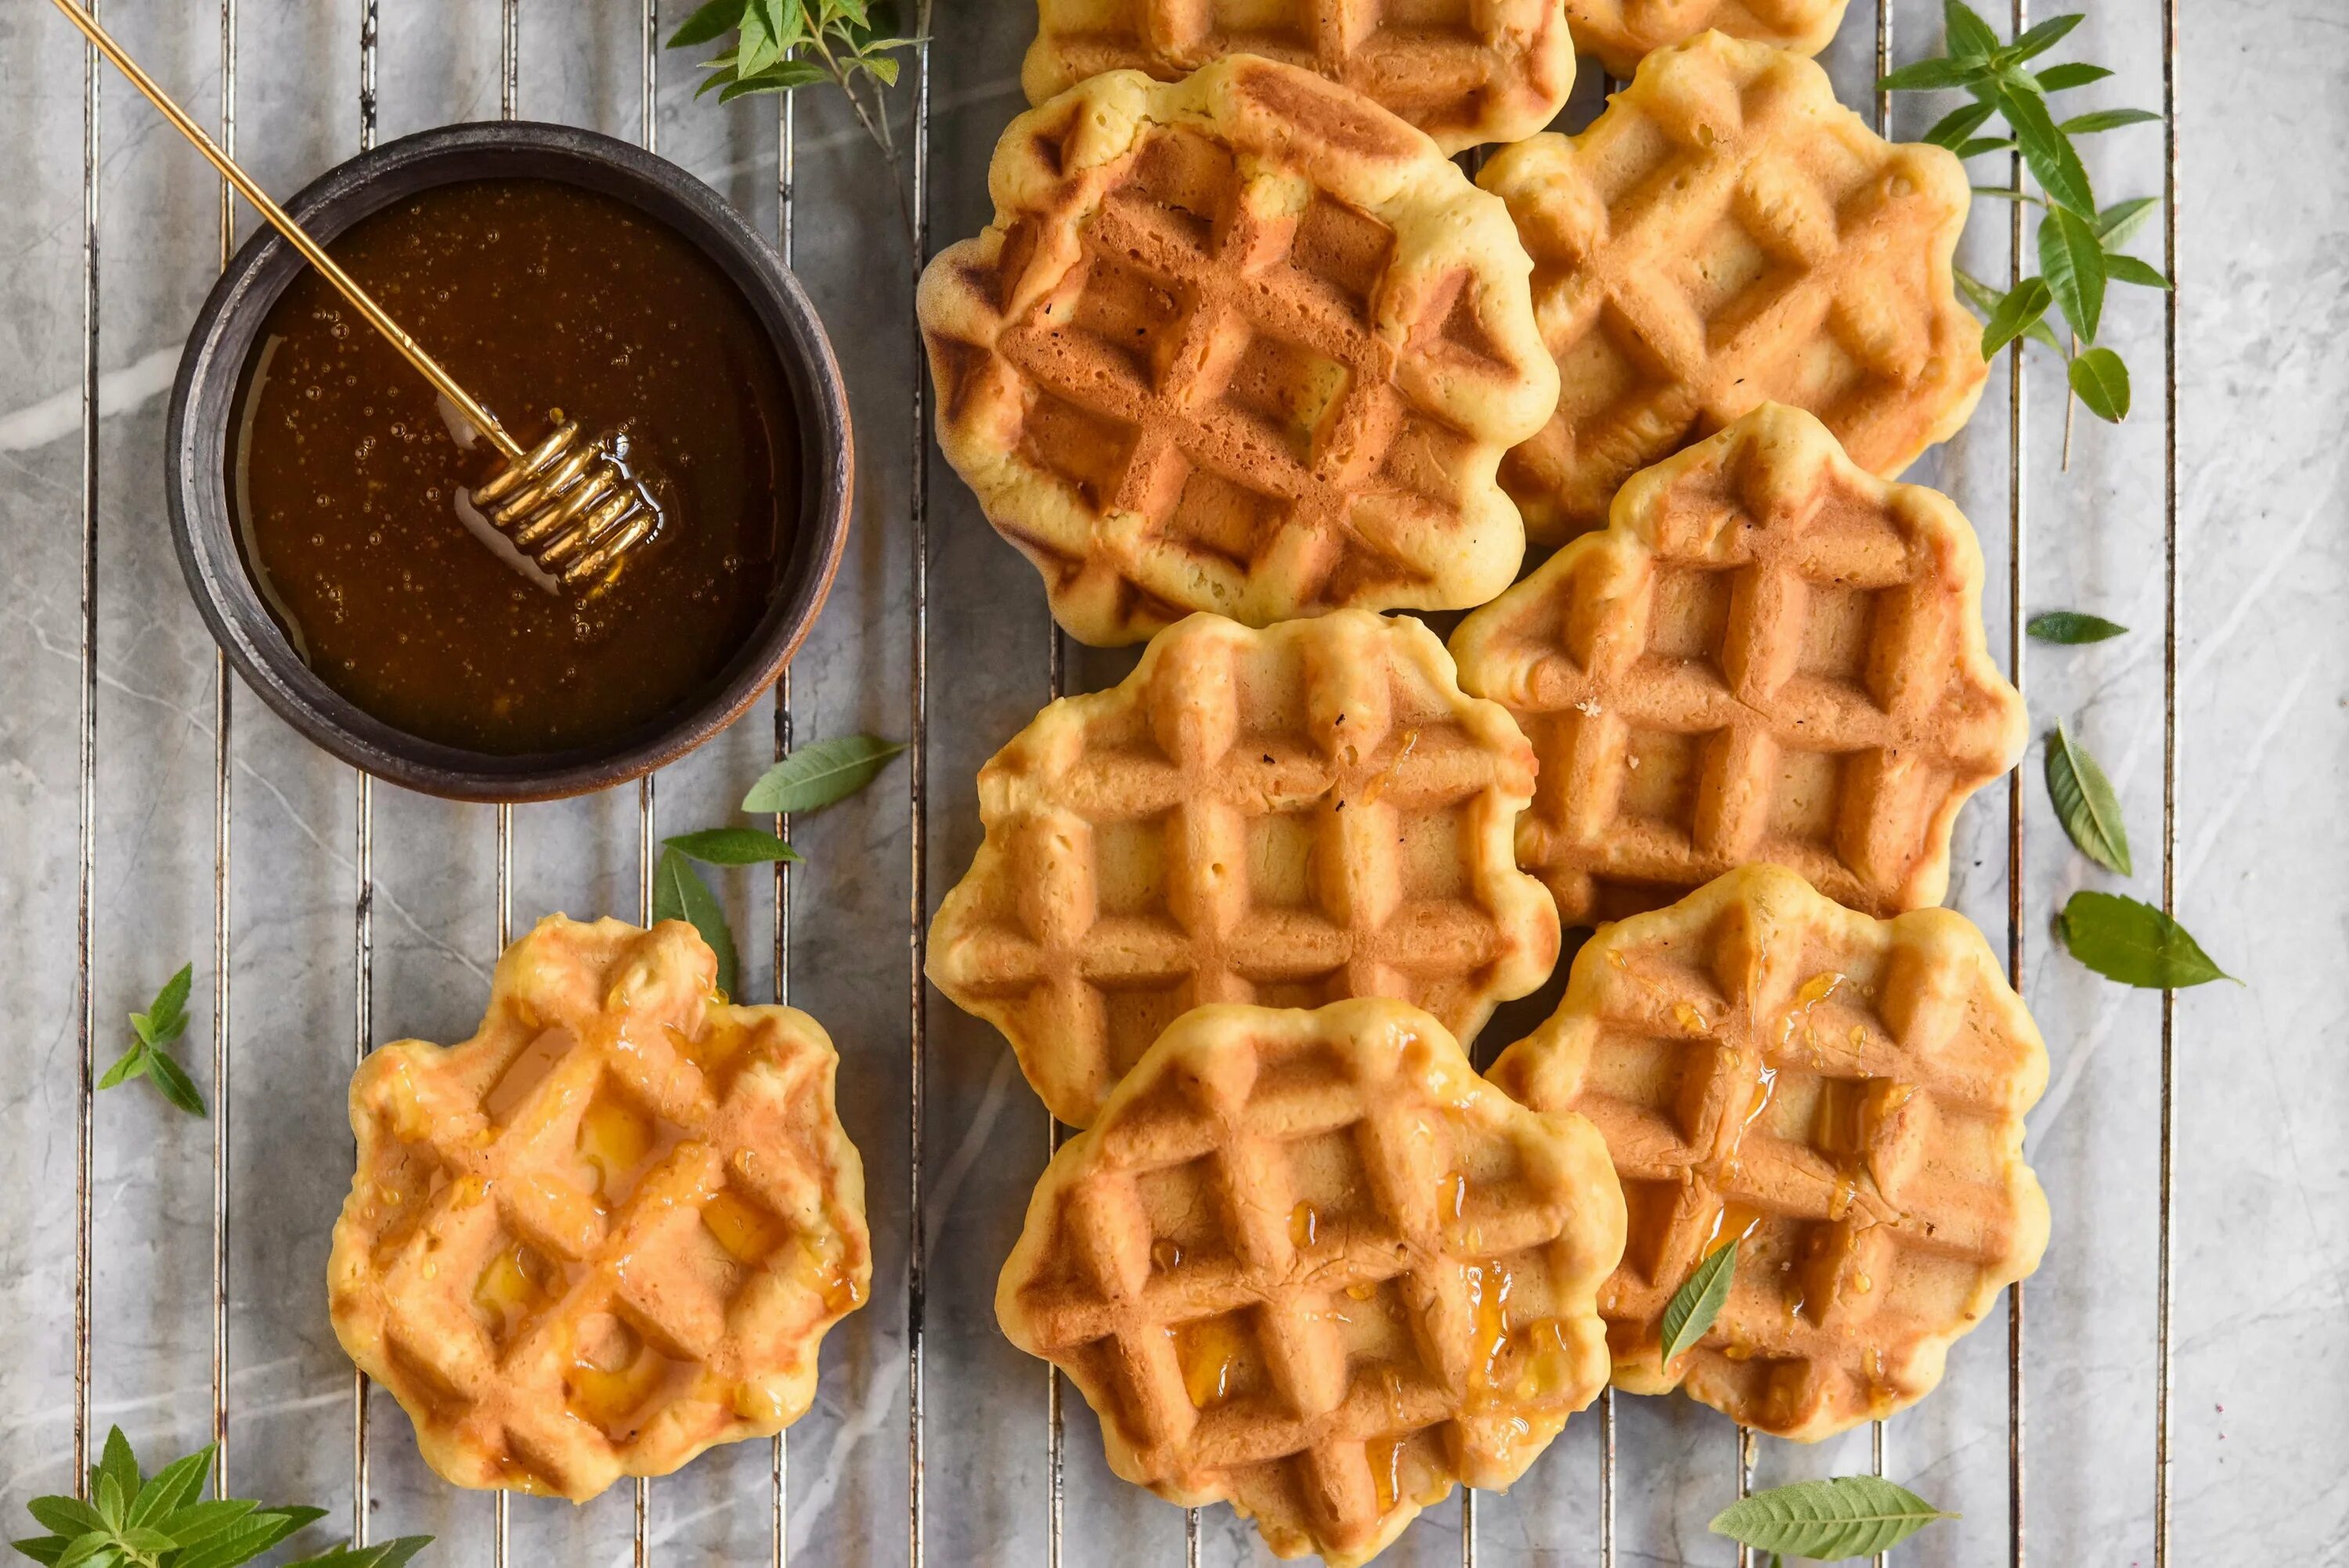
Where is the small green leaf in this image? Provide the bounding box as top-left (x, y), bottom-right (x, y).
top-left (2059, 108), bottom-right (2162, 135)
top-left (2103, 254), bottom-right (2170, 290)
top-left (2094, 196), bottom-right (2160, 247)
top-left (2069, 347), bottom-right (2131, 421)
top-left (143, 964), bottom-right (193, 1042)
top-left (1923, 100), bottom-right (1997, 150)
top-left (1709, 1476), bottom-right (1958, 1557)
top-left (2038, 203), bottom-right (2106, 341)
top-left (742, 736), bottom-right (908, 815)
top-left (50, 1535), bottom-right (117, 1568)
top-left (128, 1446), bottom-right (213, 1527)
top-left (1998, 83), bottom-right (2095, 215)
top-left (282, 1537), bottom-right (435, 1568)
top-left (1980, 277), bottom-right (2053, 359)
top-left (1997, 12), bottom-right (2083, 64)
top-left (2058, 892), bottom-right (2235, 988)
top-left (142, 1048), bottom-right (208, 1119)
top-left (2034, 62), bottom-right (2113, 92)
top-left (1953, 136), bottom-right (2014, 158)
top-left (716, 62), bottom-right (830, 99)
top-left (9, 1535), bottom-right (70, 1567)
top-left (2044, 723), bottom-right (2132, 876)
top-left (1659, 1242), bottom-right (1737, 1368)
top-left (2026, 611), bottom-right (2127, 643)
top-left (96, 1044), bottom-right (150, 1093)
top-left (1879, 57), bottom-right (1988, 92)
top-left (1943, 1), bottom-right (2001, 59)
top-left (22, 1502), bottom-right (103, 1541)
top-left (665, 0), bottom-right (746, 49)
top-left (664, 828), bottom-right (802, 866)
top-left (153, 1499), bottom-right (259, 1547)
top-left (1970, 185), bottom-right (2041, 204)
top-left (651, 849), bottom-right (740, 999)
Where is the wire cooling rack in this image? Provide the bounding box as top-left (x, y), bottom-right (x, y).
top-left (49, 1), bottom-right (2184, 1563)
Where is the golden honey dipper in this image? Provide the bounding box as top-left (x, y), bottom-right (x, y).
top-left (52, 0), bottom-right (663, 590)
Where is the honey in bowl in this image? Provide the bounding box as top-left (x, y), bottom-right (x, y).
top-left (228, 176), bottom-right (797, 755)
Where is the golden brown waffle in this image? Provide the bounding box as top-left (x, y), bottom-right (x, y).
top-left (1022, 0), bottom-right (1575, 154)
top-left (328, 916), bottom-right (871, 1501)
top-left (1000, 999), bottom-right (1624, 1566)
top-left (1449, 402), bottom-right (2025, 928)
top-left (919, 56), bottom-right (1559, 647)
top-left (1564, 1), bottom-right (1849, 77)
top-left (1488, 865), bottom-right (2048, 1440)
top-left (1479, 31), bottom-right (1986, 542)
top-left (929, 610), bottom-right (1562, 1128)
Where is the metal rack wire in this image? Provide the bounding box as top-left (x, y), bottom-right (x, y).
top-left (54, 0), bottom-right (2188, 1561)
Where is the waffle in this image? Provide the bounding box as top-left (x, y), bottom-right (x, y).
top-left (1564, 2), bottom-right (1850, 77)
top-left (1478, 31), bottom-right (1986, 542)
top-left (919, 56), bottom-right (1559, 647)
top-left (1488, 865), bottom-right (2048, 1440)
top-left (999, 999), bottom-right (1624, 1566)
top-left (1449, 402), bottom-right (2025, 928)
top-left (928, 610), bottom-right (1562, 1127)
top-left (328, 916), bottom-right (871, 1501)
top-left (1021, 0), bottom-right (1575, 155)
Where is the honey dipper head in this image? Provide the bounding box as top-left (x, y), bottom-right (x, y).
top-left (470, 416), bottom-right (667, 591)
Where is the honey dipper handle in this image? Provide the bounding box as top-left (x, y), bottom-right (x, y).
top-left (49, 0), bottom-right (525, 462)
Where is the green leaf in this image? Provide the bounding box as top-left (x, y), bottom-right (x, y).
top-left (716, 62), bottom-right (830, 100)
top-left (2035, 62), bottom-right (2113, 92)
top-left (1943, 1), bottom-right (2001, 59)
top-left (665, 0), bottom-right (746, 49)
top-left (1709, 1476), bottom-right (1958, 1558)
top-left (742, 736), bottom-right (907, 815)
top-left (128, 1446), bottom-right (213, 1527)
top-left (2044, 723), bottom-right (2132, 876)
top-left (651, 849), bottom-right (739, 999)
top-left (171, 1513), bottom-right (302, 1568)
top-left (151, 1500), bottom-right (258, 1547)
top-left (148, 964), bottom-right (193, 1037)
top-left (734, 0), bottom-right (784, 77)
top-left (2095, 196), bottom-right (2160, 247)
top-left (21, 1503), bottom-right (102, 1541)
top-left (1922, 100), bottom-right (1997, 150)
top-left (142, 1048), bottom-right (208, 1118)
top-left (1970, 186), bottom-right (2040, 205)
top-left (2103, 254), bottom-right (2170, 290)
top-left (1659, 1241), bottom-right (1737, 1368)
top-left (2059, 893), bottom-right (2235, 987)
top-left (50, 1536), bottom-right (117, 1568)
top-left (664, 827), bottom-right (802, 866)
top-left (96, 1043), bottom-right (150, 1093)
top-left (2069, 347), bottom-right (2131, 421)
top-left (2038, 203), bottom-right (2106, 341)
top-left (1998, 83), bottom-right (2095, 215)
top-left (281, 1537), bottom-right (435, 1568)
top-left (1954, 136), bottom-right (2015, 159)
top-left (2059, 108), bottom-right (2162, 135)
top-left (1997, 12), bottom-right (2083, 64)
top-left (9, 1536), bottom-right (70, 1567)
top-left (1980, 277), bottom-right (2053, 359)
top-left (2026, 611), bottom-right (2127, 643)
top-left (1879, 57), bottom-right (1988, 92)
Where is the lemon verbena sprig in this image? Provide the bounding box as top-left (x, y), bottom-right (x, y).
top-left (1884, 2), bottom-right (2169, 452)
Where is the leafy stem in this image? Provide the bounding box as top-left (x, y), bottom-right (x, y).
top-left (1889, 2), bottom-right (2170, 453)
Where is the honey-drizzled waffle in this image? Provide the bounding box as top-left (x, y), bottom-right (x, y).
top-left (918, 56), bottom-right (1558, 646)
top-left (1021, 0), bottom-right (1575, 154)
top-left (1478, 31), bottom-right (1986, 542)
top-left (927, 610), bottom-right (1561, 1128)
top-left (328, 915), bottom-right (871, 1501)
top-left (1488, 865), bottom-right (2048, 1440)
top-left (1449, 402), bottom-right (2025, 928)
top-left (1564, 0), bottom-right (1850, 78)
top-left (998, 1000), bottom-right (1625, 1566)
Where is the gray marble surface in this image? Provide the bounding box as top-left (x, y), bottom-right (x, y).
top-left (0, 2), bottom-right (2335, 1563)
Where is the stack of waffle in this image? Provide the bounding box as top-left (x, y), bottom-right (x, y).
top-left (911, 13), bottom-right (2047, 1565)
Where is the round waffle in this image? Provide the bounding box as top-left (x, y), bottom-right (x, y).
top-left (928, 609), bottom-right (1563, 1127)
top-left (1480, 31), bottom-right (1986, 542)
top-left (1449, 402), bottom-right (2026, 929)
top-left (1021, 0), bottom-right (1575, 155)
top-left (919, 56), bottom-right (1559, 646)
top-left (998, 999), bottom-right (1625, 1566)
top-left (1488, 865), bottom-right (2048, 1440)
top-left (1565, 2), bottom-right (1851, 78)
top-left (328, 916), bottom-right (871, 1500)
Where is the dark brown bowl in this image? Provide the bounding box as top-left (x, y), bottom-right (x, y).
top-left (168, 121), bottom-right (851, 802)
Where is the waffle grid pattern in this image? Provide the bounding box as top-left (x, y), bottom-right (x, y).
top-left (1562, 0), bottom-right (1852, 77)
top-left (928, 611), bottom-right (1561, 1127)
top-left (1451, 403), bottom-right (2026, 927)
top-left (330, 918), bottom-right (871, 1501)
top-left (921, 58), bottom-right (1555, 645)
top-left (1000, 1000), bottom-right (1622, 1566)
top-left (1479, 32), bottom-right (1986, 541)
top-left (1022, 0), bottom-right (1575, 153)
top-left (1490, 865), bottom-right (2048, 1440)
